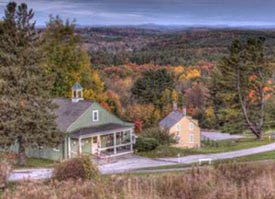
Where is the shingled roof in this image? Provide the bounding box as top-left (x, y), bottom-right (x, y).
top-left (159, 111), bottom-right (184, 129)
top-left (159, 110), bottom-right (199, 129)
top-left (53, 98), bottom-right (94, 132)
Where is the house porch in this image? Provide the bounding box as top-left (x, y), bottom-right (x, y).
top-left (67, 123), bottom-right (134, 158)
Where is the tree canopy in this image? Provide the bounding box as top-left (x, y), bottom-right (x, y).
top-left (0, 2), bottom-right (63, 165)
top-left (42, 16), bottom-right (104, 99)
top-left (131, 68), bottom-right (174, 107)
top-left (214, 37), bottom-right (274, 139)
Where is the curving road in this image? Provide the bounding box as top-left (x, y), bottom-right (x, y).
top-left (100, 142), bottom-right (275, 174)
top-left (9, 142), bottom-right (275, 181)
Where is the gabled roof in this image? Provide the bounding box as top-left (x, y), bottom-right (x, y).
top-left (53, 98), bottom-right (93, 132)
top-left (159, 110), bottom-right (198, 129)
top-left (159, 111), bottom-right (184, 129)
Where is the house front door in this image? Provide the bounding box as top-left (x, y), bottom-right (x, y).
top-left (91, 136), bottom-right (99, 154)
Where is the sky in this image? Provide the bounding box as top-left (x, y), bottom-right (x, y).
top-left (0, 0), bottom-right (275, 27)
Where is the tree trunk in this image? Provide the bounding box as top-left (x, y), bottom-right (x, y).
top-left (18, 136), bottom-right (26, 166)
top-left (255, 130), bottom-right (263, 140)
top-left (236, 67), bottom-right (264, 140)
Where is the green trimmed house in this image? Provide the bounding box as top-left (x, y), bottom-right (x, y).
top-left (25, 83), bottom-right (135, 161)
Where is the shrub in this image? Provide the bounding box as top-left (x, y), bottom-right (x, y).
top-left (0, 152), bottom-right (17, 165)
top-left (0, 160), bottom-right (11, 189)
top-left (53, 156), bottom-right (99, 181)
top-left (141, 127), bottom-right (175, 145)
top-left (134, 137), bottom-right (159, 152)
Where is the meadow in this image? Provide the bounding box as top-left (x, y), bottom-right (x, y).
top-left (2, 161), bottom-right (275, 199)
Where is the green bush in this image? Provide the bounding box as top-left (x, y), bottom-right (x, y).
top-left (141, 127), bottom-right (175, 145)
top-left (134, 137), bottom-right (159, 152)
top-left (53, 156), bottom-right (99, 181)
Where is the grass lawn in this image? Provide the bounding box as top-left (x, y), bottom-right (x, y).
top-left (134, 151), bottom-right (275, 172)
top-left (14, 157), bottom-right (57, 169)
top-left (235, 150), bottom-right (275, 162)
top-left (137, 137), bottom-right (275, 158)
top-left (0, 152), bottom-right (57, 169)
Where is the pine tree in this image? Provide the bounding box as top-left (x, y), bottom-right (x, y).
top-left (131, 69), bottom-right (174, 107)
top-left (0, 2), bottom-right (63, 165)
top-left (216, 38), bottom-right (273, 139)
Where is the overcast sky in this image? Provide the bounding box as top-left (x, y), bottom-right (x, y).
top-left (0, 0), bottom-right (275, 27)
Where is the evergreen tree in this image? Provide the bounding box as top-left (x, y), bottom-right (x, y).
top-left (216, 38), bottom-right (273, 139)
top-left (131, 68), bottom-right (174, 108)
top-left (0, 2), bottom-right (63, 165)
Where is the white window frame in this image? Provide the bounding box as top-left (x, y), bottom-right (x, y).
top-left (189, 134), bottom-right (194, 143)
top-left (93, 110), bottom-right (99, 122)
top-left (189, 122), bottom-right (194, 131)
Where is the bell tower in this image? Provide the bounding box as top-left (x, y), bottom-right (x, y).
top-left (71, 82), bottom-right (84, 103)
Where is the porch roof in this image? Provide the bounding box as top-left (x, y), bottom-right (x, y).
top-left (70, 123), bottom-right (133, 139)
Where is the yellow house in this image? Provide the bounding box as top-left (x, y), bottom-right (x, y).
top-left (159, 105), bottom-right (201, 148)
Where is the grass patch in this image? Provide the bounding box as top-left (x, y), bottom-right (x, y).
top-left (235, 150), bottom-right (275, 162)
top-left (138, 137), bottom-right (275, 158)
top-left (14, 157), bottom-right (57, 169)
top-left (135, 151), bottom-right (275, 172)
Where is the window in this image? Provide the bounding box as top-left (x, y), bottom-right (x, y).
top-left (189, 122), bottom-right (194, 131)
top-left (189, 134), bottom-right (194, 143)
top-left (93, 110), bottom-right (99, 121)
top-left (175, 132), bottom-right (181, 144)
top-left (176, 123), bottom-right (181, 131)
top-left (92, 137), bottom-right (98, 144)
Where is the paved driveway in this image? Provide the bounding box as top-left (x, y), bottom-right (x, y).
top-left (160, 142), bottom-right (275, 164)
top-left (100, 142), bottom-right (275, 174)
top-left (9, 142), bottom-right (275, 180)
top-left (201, 131), bottom-right (244, 141)
top-left (99, 155), bottom-right (176, 174)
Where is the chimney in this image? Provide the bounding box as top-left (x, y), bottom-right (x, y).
top-left (183, 107), bottom-right (187, 116)
top-left (173, 102), bottom-right (178, 111)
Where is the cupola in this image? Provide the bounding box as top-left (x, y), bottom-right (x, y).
top-left (71, 82), bottom-right (83, 103)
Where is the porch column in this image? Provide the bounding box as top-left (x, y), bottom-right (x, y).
top-left (78, 137), bottom-right (82, 155)
top-left (91, 137), bottom-right (93, 154)
top-left (68, 136), bottom-right (71, 159)
top-left (97, 135), bottom-right (100, 154)
top-left (114, 132), bottom-right (117, 155)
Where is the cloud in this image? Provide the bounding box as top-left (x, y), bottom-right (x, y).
top-left (0, 0), bottom-right (275, 26)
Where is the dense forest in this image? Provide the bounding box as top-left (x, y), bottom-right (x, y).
top-left (76, 27), bottom-right (275, 66)
top-left (2, 1), bottom-right (275, 145)
top-left (72, 27), bottom-right (275, 136)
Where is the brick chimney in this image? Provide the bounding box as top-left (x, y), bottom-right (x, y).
top-left (183, 107), bottom-right (187, 116)
top-left (173, 102), bottom-right (178, 111)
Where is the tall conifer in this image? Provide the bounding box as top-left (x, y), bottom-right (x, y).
top-left (0, 2), bottom-right (63, 165)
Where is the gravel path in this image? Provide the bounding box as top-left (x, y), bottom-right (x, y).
top-left (8, 142), bottom-right (275, 180)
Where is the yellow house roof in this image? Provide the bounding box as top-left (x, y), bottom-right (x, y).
top-left (159, 110), bottom-right (199, 129)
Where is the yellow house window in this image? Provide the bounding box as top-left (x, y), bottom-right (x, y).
top-left (175, 132), bottom-right (181, 144)
top-left (189, 134), bottom-right (194, 143)
top-left (189, 122), bottom-right (194, 131)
